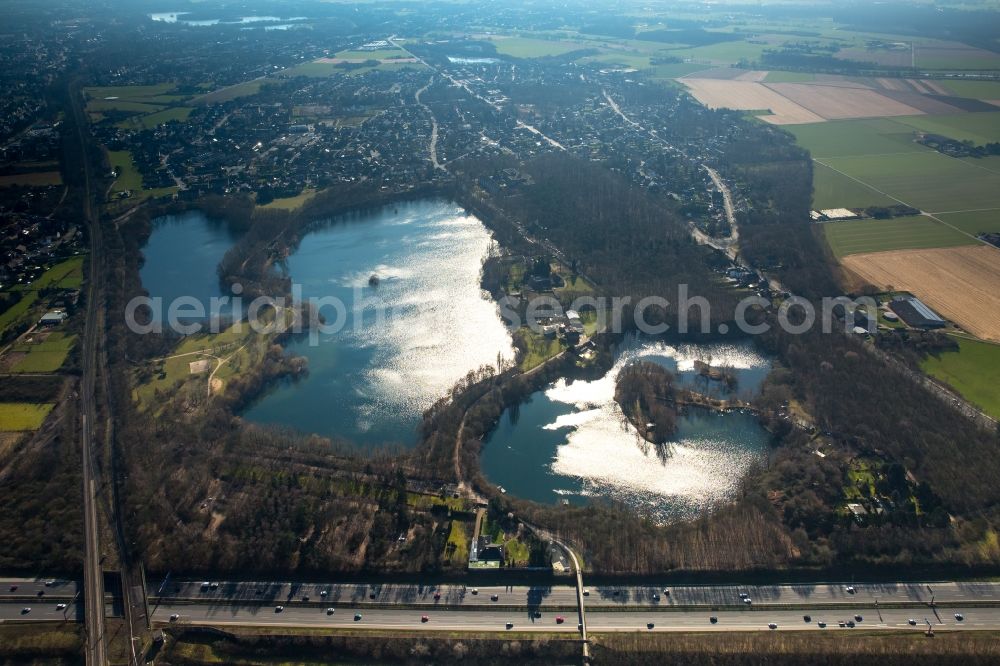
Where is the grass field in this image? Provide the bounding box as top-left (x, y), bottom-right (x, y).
top-left (489, 36), bottom-right (586, 58)
top-left (921, 336), bottom-right (1000, 419)
top-left (817, 152), bottom-right (1000, 213)
top-left (891, 112), bottom-right (1000, 146)
top-left (8, 332), bottom-right (77, 373)
top-left (120, 106), bottom-right (192, 130)
top-left (0, 171), bottom-right (63, 187)
top-left (787, 118), bottom-right (927, 158)
top-left (31, 256), bottom-right (84, 290)
top-left (812, 162), bottom-right (894, 209)
top-left (763, 71), bottom-right (816, 83)
top-left (941, 80), bottom-right (1000, 100)
top-left (936, 209), bottom-right (1000, 236)
top-left (260, 188), bottom-right (320, 210)
top-left (822, 215), bottom-right (975, 258)
top-left (0, 292), bottom-right (37, 337)
top-left (194, 79), bottom-right (265, 104)
top-left (0, 403), bottom-right (54, 431)
top-left (108, 150), bottom-right (143, 192)
top-left (334, 48), bottom-right (410, 60)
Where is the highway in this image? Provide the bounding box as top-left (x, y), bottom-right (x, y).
top-left (152, 579), bottom-right (1000, 610)
top-left (148, 604), bottom-right (993, 633)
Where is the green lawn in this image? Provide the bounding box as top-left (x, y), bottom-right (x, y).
top-left (811, 162), bottom-right (894, 210)
top-left (108, 150), bottom-right (143, 192)
top-left (193, 79), bottom-right (265, 105)
top-left (85, 83), bottom-right (178, 99)
top-left (86, 99), bottom-right (165, 115)
top-left (334, 48), bottom-right (411, 60)
top-left (0, 292), bottom-right (37, 337)
top-left (817, 152), bottom-right (1000, 213)
top-left (445, 519), bottom-right (470, 564)
top-left (31, 256), bottom-right (84, 290)
top-left (921, 336), bottom-right (1000, 419)
top-left (260, 188), bottom-right (320, 210)
top-left (822, 215), bottom-right (975, 258)
top-left (936, 209), bottom-right (1000, 236)
top-left (120, 107), bottom-right (192, 130)
top-left (0, 403), bottom-right (54, 431)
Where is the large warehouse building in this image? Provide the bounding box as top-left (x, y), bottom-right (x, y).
top-left (889, 296), bottom-right (947, 329)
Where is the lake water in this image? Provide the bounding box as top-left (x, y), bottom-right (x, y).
top-left (242, 200), bottom-right (513, 447)
top-left (481, 338), bottom-right (772, 520)
top-left (139, 211), bottom-right (239, 324)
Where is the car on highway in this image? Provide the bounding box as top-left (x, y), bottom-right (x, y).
top-left (326, 608), bottom-right (335, 615)
top-left (846, 586), bottom-right (856, 594)
top-left (370, 591), bottom-right (377, 599)
top-left (421, 615), bottom-right (429, 623)
top-left (274, 606), bottom-right (284, 613)
top-left (803, 615), bottom-right (811, 622)
top-left (652, 593), bottom-right (660, 602)
top-left (555, 616), bottom-right (564, 624)
top-left (169, 614), bottom-right (179, 622)
top-left (506, 622), bottom-right (514, 630)
top-left (200, 582), bottom-right (210, 591)
top-left (302, 595), bottom-right (310, 602)
top-left (21, 607), bottom-right (30, 615)
top-left (320, 590), bottom-right (328, 597)
top-left (8, 585), bottom-right (16, 592)
top-left (491, 594), bottom-right (499, 602)
top-left (533, 611), bottom-right (542, 619)
top-left (56, 603), bottom-right (67, 610)
top-left (818, 621), bottom-right (827, 628)
top-left (838, 621), bottom-right (846, 627)
top-left (663, 589), bottom-right (670, 597)
top-left (209, 582), bottom-right (219, 590)
top-left (846, 620), bottom-right (856, 628)
top-left (768, 623), bottom-right (777, 630)
top-left (471, 588), bottom-right (478, 595)
top-left (854, 614), bottom-right (863, 622)
top-left (354, 613), bottom-right (363, 621)
top-left (647, 622), bottom-right (655, 630)
top-left (743, 597), bottom-right (752, 605)
top-left (582, 589), bottom-right (590, 596)
top-left (955, 613), bottom-right (964, 621)
top-left (45, 580), bottom-right (56, 587)
top-left (908, 618), bottom-right (917, 625)
top-left (433, 591), bottom-right (441, 601)
top-left (710, 616), bottom-right (718, 624)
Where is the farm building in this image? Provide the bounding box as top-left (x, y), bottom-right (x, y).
top-left (889, 296), bottom-right (946, 329)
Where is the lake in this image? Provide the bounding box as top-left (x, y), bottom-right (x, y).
top-left (481, 338), bottom-right (773, 520)
top-left (242, 200), bottom-right (513, 447)
top-left (139, 210), bottom-right (239, 324)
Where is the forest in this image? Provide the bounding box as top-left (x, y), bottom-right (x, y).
top-left (614, 361), bottom-right (678, 444)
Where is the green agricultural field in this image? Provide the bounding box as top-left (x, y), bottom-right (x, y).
top-left (763, 71), bottom-right (815, 83)
top-left (0, 171), bottom-right (62, 187)
top-left (941, 80), bottom-right (1000, 100)
top-left (936, 209), bottom-right (1000, 236)
top-left (85, 83), bottom-right (178, 99)
top-left (822, 215), bottom-right (975, 258)
top-left (31, 256), bottom-right (84, 290)
top-left (817, 152), bottom-right (1000, 213)
top-left (334, 48), bottom-right (410, 60)
top-left (0, 292), bottom-right (37, 336)
top-left (86, 99), bottom-right (165, 115)
top-left (787, 118), bottom-right (927, 158)
top-left (921, 336), bottom-right (1000, 419)
top-left (489, 36), bottom-right (585, 58)
top-left (194, 79), bottom-right (265, 105)
top-left (121, 107), bottom-right (192, 130)
top-left (666, 38), bottom-right (770, 65)
top-left (811, 162), bottom-right (894, 209)
top-left (891, 112), bottom-right (1000, 146)
top-left (0, 403), bottom-right (54, 431)
top-left (8, 332), bottom-right (77, 373)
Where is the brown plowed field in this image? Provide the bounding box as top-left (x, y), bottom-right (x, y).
top-left (842, 244), bottom-right (1000, 341)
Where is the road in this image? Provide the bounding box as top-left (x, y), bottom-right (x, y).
top-left (150, 579), bottom-right (1000, 610)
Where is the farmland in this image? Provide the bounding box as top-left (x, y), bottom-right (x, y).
top-left (816, 152), bottom-right (1000, 213)
top-left (0, 403), bottom-right (54, 431)
top-left (822, 216), bottom-right (976, 258)
top-left (811, 162), bottom-right (894, 210)
top-left (0, 171), bottom-right (62, 187)
top-left (921, 336), bottom-right (1000, 419)
top-left (890, 112), bottom-right (1000, 146)
top-left (5, 332), bottom-right (76, 374)
top-left (937, 210), bottom-right (1000, 236)
top-left (842, 245), bottom-right (1000, 342)
top-left (488, 36), bottom-right (586, 58)
top-left (787, 118), bottom-right (927, 158)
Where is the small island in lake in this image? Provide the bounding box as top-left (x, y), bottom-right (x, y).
top-left (368, 273), bottom-right (380, 287)
top-left (614, 362), bottom-right (678, 444)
